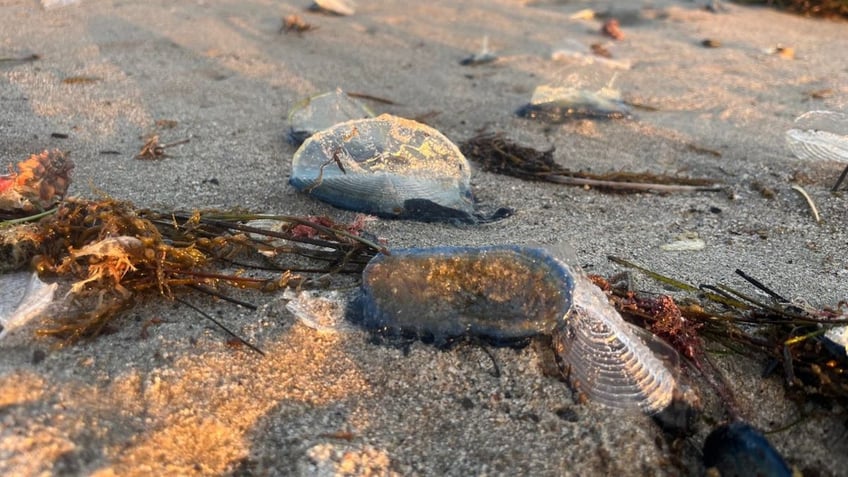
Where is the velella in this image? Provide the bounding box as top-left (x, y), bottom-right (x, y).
top-left (553, 268), bottom-right (678, 414)
top-left (357, 246), bottom-right (574, 345)
top-left (517, 84), bottom-right (631, 122)
top-left (284, 243), bottom-right (679, 413)
top-left (702, 422), bottom-right (792, 477)
top-left (785, 110), bottom-right (848, 191)
top-left (287, 89), bottom-right (373, 145)
top-left (290, 114), bottom-right (500, 223)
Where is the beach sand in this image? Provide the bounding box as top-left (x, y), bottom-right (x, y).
top-left (1, 0), bottom-right (847, 475)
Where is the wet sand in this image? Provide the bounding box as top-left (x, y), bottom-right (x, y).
top-left (1, 1), bottom-right (847, 475)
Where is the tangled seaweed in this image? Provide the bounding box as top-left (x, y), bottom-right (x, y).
top-left (1, 197), bottom-right (382, 345)
top-left (0, 150), bottom-right (73, 216)
top-left (605, 256), bottom-right (848, 414)
top-left (734, 0), bottom-right (848, 18)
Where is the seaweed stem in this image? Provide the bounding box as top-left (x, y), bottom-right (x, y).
top-left (607, 256), bottom-right (701, 292)
top-left (734, 269), bottom-right (789, 303)
top-left (188, 284), bottom-right (258, 310)
top-left (175, 297), bottom-right (264, 356)
top-left (0, 207), bottom-right (57, 227)
top-left (544, 175), bottom-right (723, 193)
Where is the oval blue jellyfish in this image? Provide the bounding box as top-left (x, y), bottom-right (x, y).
top-left (703, 422), bottom-right (792, 477)
top-left (290, 114), bottom-right (508, 223)
top-left (358, 245), bottom-right (574, 345)
top-left (287, 243), bottom-right (679, 414)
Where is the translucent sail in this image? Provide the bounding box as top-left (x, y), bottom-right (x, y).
top-left (785, 111), bottom-right (848, 164)
top-left (554, 270), bottom-right (677, 414)
top-left (0, 272), bottom-right (57, 341)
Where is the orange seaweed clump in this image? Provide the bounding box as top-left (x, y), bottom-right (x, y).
top-left (30, 198), bottom-right (210, 341)
top-left (0, 150), bottom-right (73, 213)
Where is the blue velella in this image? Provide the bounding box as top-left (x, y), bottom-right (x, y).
top-left (290, 114), bottom-right (504, 223)
top-left (356, 244), bottom-right (679, 413)
top-left (287, 89), bottom-right (373, 146)
top-left (358, 245), bottom-right (574, 344)
top-left (703, 422), bottom-right (792, 477)
top-left (285, 244), bottom-right (679, 413)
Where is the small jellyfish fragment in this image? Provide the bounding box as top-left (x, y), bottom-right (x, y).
top-left (517, 84), bottom-right (631, 123)
top-left (357, 246), bottom-right (575, 345)
top-left (288, 89), bottom-right (374, 145)
top-left (290, 114), bottom-right (507, 223)
top-left (785, 110), bottom-right (848, 191)
top-left (283, 288), bottom-right (358, 334)
top-left (460, 36), bottom-right (497, 66)
top-left (703, 422), bottom-right (792, 477)
top-left (309, 0), bottom-right (356, 16)
top-left (551, 40), bottom-right (632, 70)
top-left (553, 268), bottom-right (678, 414)
top-left (0, 272), bottom-right (57, 341)
top-left (824, 324), bottom-right (847, 359)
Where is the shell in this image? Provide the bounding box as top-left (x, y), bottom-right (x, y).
top-left (517, 84), bottom-right (631, 122)
top-left (287, 89), bottom-right (373, 145)
top-left (553, 268), bottom-right (677, 414)
top-left (702, 422), bottom-right (792, 477)
top-left (358, 246), bottom-right (574, 345)
top-left (290, 114), bottom-right (477, 222)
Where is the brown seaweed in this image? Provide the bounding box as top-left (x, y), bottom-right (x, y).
top-left (0, 150), bottom-right (73, 217)
top-left (1, 197), bottom-right (383, 344)
top-left (459, 132), bottom-right (722, 193)
top-left (607, 256), bottom-right (848, 410)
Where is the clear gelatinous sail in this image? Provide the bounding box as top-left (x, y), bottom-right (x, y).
top-left (0, 272), bottom-right (57, 341)
top-left (554, 270), bottom-right (677, 414)
top-left (785, 110), bottom-right (848, 164)
top-left (290, 114), bottom-right (478, 222)
top-left (287, 89), bottom-right (373, 145)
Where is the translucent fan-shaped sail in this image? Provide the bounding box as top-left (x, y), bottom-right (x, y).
top-left (0, 272), bottom-right (57, 341)
top-left (554, 271), bottom-right (677, 414)
top-left (785, 110), bottom-right (848, 164)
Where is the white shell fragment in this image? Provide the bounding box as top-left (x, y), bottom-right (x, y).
top-left (288, 89), bottom-right (374, 145)
top-left (41, 0), bottom-right (81, 9)
top-left (0, 272), bottom-right (57, 341)
top-left (290, 114), bottom-right (477, 221)
top-left (554, 270), bottom-right (678, 414)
